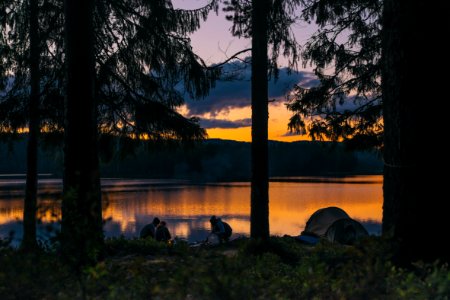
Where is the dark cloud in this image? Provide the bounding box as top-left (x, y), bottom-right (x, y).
top-left (268, 70), bottom-right (318, 98)
top-left (185, 63), bottom-right (318, 116)
top-left (200, 118), bottom-right (251, 129)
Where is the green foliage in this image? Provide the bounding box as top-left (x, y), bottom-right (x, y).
top-left (240, 236), bottom-right (305, 264)
top-left (1, 236), bottom-right (448, 299)
top-left (104, 236), bottom-right (168, 256)
top-left (0, 250), bottom-right (74, 300)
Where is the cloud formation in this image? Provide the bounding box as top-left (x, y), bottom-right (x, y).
top-left (199, 118), bottom-right (251, 129)
top-left (185, 63), bottom-right (318, 117)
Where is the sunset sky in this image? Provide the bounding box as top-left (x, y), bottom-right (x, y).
top-left (173, 0), bottom-right (318, 142)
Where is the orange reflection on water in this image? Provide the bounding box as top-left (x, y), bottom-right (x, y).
top-left (268, 181), bottom-right (382, 236)
top-left (1, 176), bottom-right (383, 242)
top-left (0, 198), bottom-right (23, 224)
top-left (0, 198), bottom-right (61, 225)
top-left (102, 177), bottom-right (382, 239)
top-left (102, 184), bottom-right (251, 239)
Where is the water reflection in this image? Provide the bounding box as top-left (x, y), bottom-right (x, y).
top-left (0, 175), bottom-right (382, 245)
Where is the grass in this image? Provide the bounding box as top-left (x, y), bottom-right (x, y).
top-left (0, 236), bottom-right (448, 299)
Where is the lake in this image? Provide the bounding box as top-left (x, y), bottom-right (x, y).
top-left (0, 175), bottom-right (382, 246)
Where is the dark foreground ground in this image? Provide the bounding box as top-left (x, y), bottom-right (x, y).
top-left (0, 237), bottom-right (448, 299)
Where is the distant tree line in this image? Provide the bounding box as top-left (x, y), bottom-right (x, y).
top-left (0, 136), bottom-right (382, 180)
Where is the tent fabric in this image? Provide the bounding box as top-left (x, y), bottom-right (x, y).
top-left (325, 218), bottom-right (369, 245)
top-left (303, 206), bottom-right (350, 237)
top-left (297, 234), bottom-right (320, 245)
top-left (301, 206), bottom-right (369, 245)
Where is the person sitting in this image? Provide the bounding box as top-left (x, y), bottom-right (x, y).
top-left (155, 221), bottom-right (171, 242)
top-left (209, 215), bottom-right (232, 243)
top-left (140, 217), bottom-right (160, 239)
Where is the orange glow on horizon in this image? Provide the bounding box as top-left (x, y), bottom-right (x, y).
top-left (196, 103), bottom-right (312, 142)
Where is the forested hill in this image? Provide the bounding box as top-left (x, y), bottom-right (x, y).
top-left (0, 137), bottom-right (382, 181)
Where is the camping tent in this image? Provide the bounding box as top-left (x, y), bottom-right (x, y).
top-left (300, 206), bottom-right (369, 245)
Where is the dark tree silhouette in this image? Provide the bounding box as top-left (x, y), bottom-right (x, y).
top-left (382, 0), bottom-right (449, 263)
top-left (21, 0), bottom-right (40, 251)
top-left (60, 0), bottom-right (219, 264)
top-left (2, 1), bottom-right (220, 149)
top-left (93, 0), bottom-right (220, 145)
top-left (287, 0), bottom-right (382, 149)
top-left (61, 0), bottom-right (103, 265)
top-left (224, 0), bottom-right (301, 239)
top-left (286, 0), bottom-right (449, 263)
top-left (1, 0), bottom-right (65, 133)
top-left (0, 0), bottom-right (56, 250)
top-left (250, 0), bottom-right (270, 239)
top-left (2, 1), bottom-right (219, 259)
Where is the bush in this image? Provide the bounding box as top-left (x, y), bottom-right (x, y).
top-left (0, 236), bottom-right (448, 299)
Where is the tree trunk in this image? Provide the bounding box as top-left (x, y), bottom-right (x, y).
top-left (21, 0), bottom-right (39, 252)
top-left (250, 0), bottom-right (270, 240)
top-left (61, 0), bottom-right (103, 265)
top-left (382, 0), bottom-right (449, 263)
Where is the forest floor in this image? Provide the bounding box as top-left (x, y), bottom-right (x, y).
top-left (0, 236), bottom-right (448, 299)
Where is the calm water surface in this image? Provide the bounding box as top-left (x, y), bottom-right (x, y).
top-left (0, 175), bottom-right (382, 245)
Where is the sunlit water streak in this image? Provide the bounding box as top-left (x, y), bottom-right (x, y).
top-left (0, 175), bottom-right (382, 246)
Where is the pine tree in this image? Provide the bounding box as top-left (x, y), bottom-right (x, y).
top-left (250, 0), bottom-right (270, 240)
top-left (22, 0), bottom-right (40, 252)
top-left (224, 0), bottom-right (301, 239)
top-left (1, 0), bottom-right (220, 260)
top-left (0, 0), bottom-right (56, 251)
top-left (287, 0), bottom-right (449, 263)
top-left (61, 0), bottom-right (220, 264)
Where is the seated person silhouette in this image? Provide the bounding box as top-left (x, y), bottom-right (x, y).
top-left (209, 215), bottom-right (232, 243)
top-left (140, 217), bottom-right (160, 239)
top-left (155, 221), bottom-right (171, 242)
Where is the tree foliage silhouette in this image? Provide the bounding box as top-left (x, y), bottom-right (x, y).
top-left (1, 1), bottom-right (220, 143)
top-left (1, 0), bottom-right (220, 260)
top-left (0, 0), bottom-right (60, 251)
top-left (287, 0), bottom-right (382, 149)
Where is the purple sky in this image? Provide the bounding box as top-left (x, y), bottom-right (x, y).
top-left (172, 0), bottom-right (317, 66)
top-left (172, 0), bottom-right (319, 141)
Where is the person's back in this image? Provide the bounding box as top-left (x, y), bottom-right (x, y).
top-left (210, 216), bottom-right (232, 242)
top-left (140, 223), bottom-right (156, 239)
top-left (140, 217), bottom-right (160, 239)
top-left (222, 221), bottom-right (232, 241)
top-left (213, 218), bottom-right (225, 235)
top-left (155, 221), bottom-right (171, 242)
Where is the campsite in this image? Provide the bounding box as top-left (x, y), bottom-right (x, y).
top-left (1, 204), bottom-right (449, 299)
top-left (1, 0), bottom-right (449, 298)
